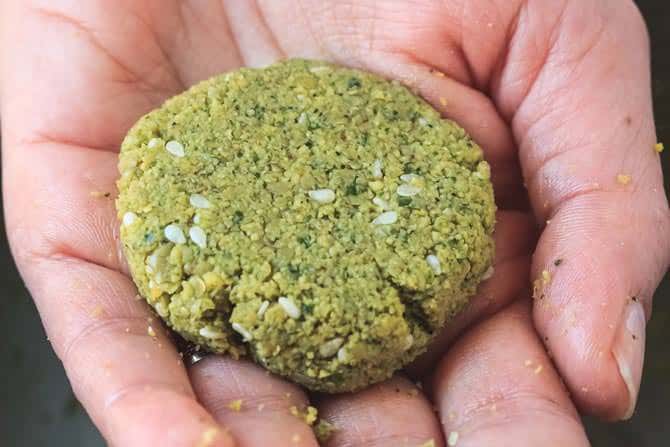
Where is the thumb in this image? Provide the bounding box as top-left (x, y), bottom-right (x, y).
top-left (498, 0), bottom-right (669, 419)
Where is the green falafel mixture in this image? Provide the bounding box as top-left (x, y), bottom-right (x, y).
top-left (117, 59), bottom-right (495, 392)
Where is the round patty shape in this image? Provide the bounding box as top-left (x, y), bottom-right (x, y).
top-left (117, 59), bottom-right (495, 392)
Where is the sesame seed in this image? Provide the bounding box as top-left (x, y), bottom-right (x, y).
top-left (165, 140), bottom-right (185, 157)
top-left (403, 334), bottom-right (414, 350)
top-left (193, 214), bottom-right (201, 224)
top-left (298, 112), bottom-right (307, 124)
top-left (190, 193), bottom-right (211, 209)
top-left (278, 296), bottom-right (301, 319)
top-left (372, 197), bottom-right (390, 210)
top-left (447, 431), bottom-right (459, 446)
top-left (418, 117), bottom-right (429, 126)
top-left (199, 326), bottom-right (225, 339)
top-left (189, 226), bottom-right (207, 248)
top-left (164, 224), bottom-right (186, 244)
top-left (397, 184), bottom-right (422, 197)
top-left (400, 173), bottom-right (420, 183)
top-left (147, 253), bottom-right (158, 269)
top-left (257, 300), bottom-right (270, 318)
top-left (147, 326), bottom-right (156, 337)
top-left (147, 138), bottom-right (160, 149)
top-left (481, 266), bottom-right (495, 280)
top-left (337, 347), bottom-right (349, 362)
top-left (122, 211), bottom-right (137, 226)
top-left (371, 159), bottom-right (383, 178)
top-left (309, 66), bottom-right (330, 73)
top-left (373, 211), bottom-right (398, 225)
top-left (426, 254), bottom-right (442, 274)
top-left (308, 188), bottom-right (336, 203)
top-left (231, 323), bottom-right (253, 341)
top-left (319, 338), bottom-right (344, 358)
top-left (534, 364), bottom-right (544, 374)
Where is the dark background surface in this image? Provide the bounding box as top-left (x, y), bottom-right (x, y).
top-left (0, 1), bottom-right (668, 445)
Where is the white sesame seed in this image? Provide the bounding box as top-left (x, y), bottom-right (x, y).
top-left (147, 138), bottom-right (161, 149)
top-left (448, 431), bottom-right (459, 446)
top-left (189, 193), bottom-right (211, 209)
top-left (257, 300), bottom-right (270, 319)
top-left (165, 140), bottom-right (185, 157)
top-left (337, 347), bottom-right (349, 362)
top-left (319, 338), bottom-right (344, 358)
top-left (309, 66), bottom-right (330, 73)
top-left (403, 334), bottom-right (414, 350)
top-left (373, 211), bottom-right (398, 225)
top-left (308, 189), bottom-right (336, 204)
top-left (397, 184), bottom-right (422, 197)
top-left (154, 301), bottom-right (168, 317)
top-left (371, 159), bottom-right (383, 178)
top-left (189, 226), bottom-right (207, 248)
top-left (200, 326), bottom-right (226, 339)
top-left (122, 211), bottom-right (137, 226)
top-left (193, 214), bottom-right (201, 224)
top-left (147, 253), bottom-right (158, 269)
top-left (482, 266), bottom-right (495, 280)
top-left (426, 254), bottom-right (442, 274)
top-left (278, 296), bottom-right (301, 319)
top-left (164, 224), bottom-right (186, 244)
top-left (418, 117), bottom-right (429, 126)
top-left (400, 173), bottom-right (421, 183)
top-left (372, 197), bottom-right (390, 210)
top-left (298, 112), bottom-right (307, 124)
top-left (231, 323), bottom-right (253, 341)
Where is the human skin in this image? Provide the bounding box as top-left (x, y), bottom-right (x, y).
top-left (1, 1), bottom-right (668, 446)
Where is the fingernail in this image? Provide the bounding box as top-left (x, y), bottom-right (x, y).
top-left (612, 299), bottom-right (646, 420)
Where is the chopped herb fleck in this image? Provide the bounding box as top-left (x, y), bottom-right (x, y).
top-left (297, 235), bottom-right (314, 248)
top-left (301, 303), bottom-right (315, 315)
top-left (347, 77), bottom-right (362, 89)
top-left (345, 177), bottom-right (366, 196)
top-left (233, 210), bottom-right (244, 225)
top-left (398, 196), bottom-right (412, 207)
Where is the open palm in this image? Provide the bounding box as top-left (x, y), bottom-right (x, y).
top-left (2, 1), bottom-right (668, 446)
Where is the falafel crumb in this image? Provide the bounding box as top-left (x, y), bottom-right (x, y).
top-left (227, 399), bottom-right (243, 412)
top-left (314, 419), bottom-right (336, 443)
top-left (616, 174), bottom-right (632, 185)
top-left (655, 142), bottom-right (664, 153)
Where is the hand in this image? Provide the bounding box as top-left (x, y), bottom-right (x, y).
top-left (2, 1), bottom-right (668, 446)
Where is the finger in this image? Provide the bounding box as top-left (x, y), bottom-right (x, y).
top-left (494, 1), bottom-right (670, 419)
top-left (432, 300), bottom-right (589, 447)
top-left (408, 210), bottom-right (536, 376)
top-left (189, 357), bottom-right (319, 447)
top-left (12, 257), bottom-right (232, 446)
top-left (3, 142), bottom-right (232, 446)
top-left (316, 376), bottom-right (443, 447)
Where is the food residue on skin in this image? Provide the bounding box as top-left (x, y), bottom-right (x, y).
top-left (147, 326), bottom-right (156, 337)
top-left (554, 258), bottom-right (563, 266)
top-left (439, 97), bottom-right (448, 107)
top-left (227, 399), bottom-right (243, 412)
top-left (447, 431), bottom-right (459, 446)
top-left (419, 439), bottom-right (436, 447)
top-left (655, 142), bottom-right (664, 153)
top-left (616, 174), bottom-right (632, 185)
top-left (197, 427), bottom-right (221, 447)
top-left (534, 364), bottom-right (544, 374)
top-left (90, 190), bottom-right (111, 198)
